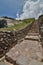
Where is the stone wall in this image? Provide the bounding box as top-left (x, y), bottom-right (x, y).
top-left (38, 15), bottom-right (43, 35)
top-left (0, 31), bottom-right (17, 58)
top-left (14, 20), bottom-right (35, 41)
top-left (0, 19), bottom-right (35, 58)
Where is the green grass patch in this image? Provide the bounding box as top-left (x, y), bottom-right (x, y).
top-left (0, 18), bottom-right (35, 31)
top-left (6, 22), bottom-right (27, 30)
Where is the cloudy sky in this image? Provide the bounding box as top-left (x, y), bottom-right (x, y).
top-left (0, 0), bottom-right (43, 19)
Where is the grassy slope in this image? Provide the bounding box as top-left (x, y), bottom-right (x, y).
top-left (0, 18), bottom-right (35, 31)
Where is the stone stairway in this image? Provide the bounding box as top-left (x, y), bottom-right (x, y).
top-left (5, 33), bottom-right (42, 65)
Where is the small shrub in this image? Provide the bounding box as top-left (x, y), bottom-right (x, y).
top-left (0, 19), bottom-right (7, 28)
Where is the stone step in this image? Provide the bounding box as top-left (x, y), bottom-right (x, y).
top-left (24, 36), bottom-right (39, 41)
top-left (28, 33), bottom-right (39, 36)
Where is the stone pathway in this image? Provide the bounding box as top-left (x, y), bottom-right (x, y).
top-left (0, 61), bottom-right (13, 65)
top-left (5, 34), bottom-right (42, 65)
top-left (29, 60), bottom-right (43, 65)
top-left (0, 32), bottom-right (42, 65)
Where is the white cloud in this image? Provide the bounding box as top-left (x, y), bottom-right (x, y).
top-left (16, 0), bottom-right (43, 20)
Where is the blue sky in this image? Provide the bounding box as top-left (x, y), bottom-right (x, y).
top-left (0, 0), bottom-right (24, 18)
top-left (0, 0), bottom-right (43, 19)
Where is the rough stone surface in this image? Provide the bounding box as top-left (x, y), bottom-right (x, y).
top-left (0, 61), bottom-right (13, 65)
top-left (16, 55), bottom-right (31, 65)
top-left (29, 60), bottom-right (43, 65)
top-left (0, 31), bottom-right (17, 58)
top-left (5, 38), bottom-right (41, 65)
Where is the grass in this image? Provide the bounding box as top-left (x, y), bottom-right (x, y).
top-left (6, 22), bottom-right (27, 30)
top-left (0, 18), bottom-right (35, 31)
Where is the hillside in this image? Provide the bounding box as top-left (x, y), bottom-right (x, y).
top-left (0, 17), bottom-right (35, 31)
top-left (0, 15), bottom-right (43, 32)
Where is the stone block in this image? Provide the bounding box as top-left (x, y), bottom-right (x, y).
top-left (25, 35), bottom-right (39, 41)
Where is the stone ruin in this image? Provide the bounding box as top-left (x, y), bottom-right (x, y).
top-left (0, 20), bottom-right (34, 58)
top-left (0, 31), bottom-right (17, 58)
top-left (0, 15), bottom-right (43, 65)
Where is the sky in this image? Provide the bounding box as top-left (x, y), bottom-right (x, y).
top-left (0, 0), bottom-right (43, 19)
top-left (0, 0), bottom-right (24, 18)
